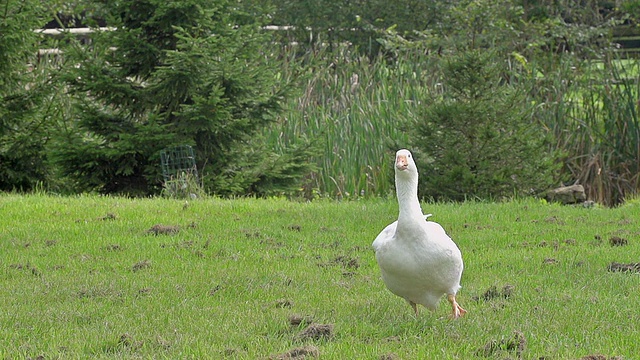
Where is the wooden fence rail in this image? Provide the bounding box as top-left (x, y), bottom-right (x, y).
top-left (35, 26), bottom-right (640, 58)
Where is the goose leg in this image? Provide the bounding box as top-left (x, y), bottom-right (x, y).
top-left (408, 300), bottom-right (419, 316)
top-left (447, 294), bottom-right (467, 319)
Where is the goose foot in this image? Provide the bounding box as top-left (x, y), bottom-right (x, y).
top-left (447, 294), bottom-right (467, 319)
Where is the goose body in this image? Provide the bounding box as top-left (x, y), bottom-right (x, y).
top-left (373, 149), bottom-right (466, 318)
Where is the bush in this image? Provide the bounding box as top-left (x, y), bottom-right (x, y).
top-left (409, 50), bottom-right (559, 201)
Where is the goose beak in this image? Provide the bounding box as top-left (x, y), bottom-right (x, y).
top-left (396, 155), bottom-right (408, 171)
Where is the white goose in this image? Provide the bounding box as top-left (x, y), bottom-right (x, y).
top-left (372, 149), bottom-right (466, 318)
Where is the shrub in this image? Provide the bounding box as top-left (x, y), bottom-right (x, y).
top-left (409, 50), bottom-right (559, 201)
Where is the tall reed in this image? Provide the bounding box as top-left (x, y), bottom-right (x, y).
top-left (537, 55), bottom-right (640, 206)
top-left (265, 46), bottom-right (440, 198)
top-left (267, 43), bottom-right (640, 205)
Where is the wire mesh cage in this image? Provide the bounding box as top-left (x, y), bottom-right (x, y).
top-left (160, 145), bottom-right (198, 181)
top-left (160, 145), bottom-right (202, 198)
top-left (160, 145), bottom-right (200, 198)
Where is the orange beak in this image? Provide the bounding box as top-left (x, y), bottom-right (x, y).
top-left (396, 155), bottom-right (408, 170)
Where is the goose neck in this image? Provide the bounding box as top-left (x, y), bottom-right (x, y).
top-left (396, 179), bottom-right (423, 221)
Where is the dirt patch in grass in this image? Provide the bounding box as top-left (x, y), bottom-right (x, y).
top-left (463, 223), bottom-right (493, 230)
top-left (580, 355), bottom-right (623, 360)
top-left (378, 354), bottom-right (400, 360)
top-left (244, 229), bottom-right (286, 249)
top-left (608, 262), bottom-right (640, 273)
top-left (173, 240), bottom-right (195, 249)
top-left (137, 287), bottom-right (153, 297)
top-left (316, 256), bottom-right (361, 279)
top-left (590, 234), bottom-right (605, 247)
top-left (260, 238), bottom-right (284, 249)
top-left (146, 224), bottom-right (180, 235)
top-left (99, 213), bottom-right (117, 221)
top-left (9, 263), bottom-right (42, 277)
top-left (132, 259), bottom-right (152, 272)
top-left (318, 256), bottom-right (360, 270)
top-left (294, 323), bottom-right (334, 342)
top-left (159, 239), bottom-right (207, 258)
top-left (118, 333), bottom-right (143, 351)
top-left (318, 241), bottom-right (341, 250)
top-left (521, 238), bottom-right (577, 249)
top-left (476, 330), bottom-right (526, 358)
top-left (337, 256), bottom-right (360, 270)
top-left (543, 216), bottom-right (565, 225)
top-left (105, 244), bottom-right (124, 251)
top-left (473, 284), bottom-right (515, 302)
top-left (268, 345), bottom-right (319, 359)
top-left (609, 236), bottom-right (628, 246)
top-left (242, 229), bottom-right (263, 238)
top-left (44, 239), bottom-right (58, 247)
top-left (76, 286), bottom-right (122, 299)
top-left (289, 314), bottom-right (314, 327)
top-left (208, 284), bottom-right (222, 296)
top-left (275, 299), bottom-right (294, 309)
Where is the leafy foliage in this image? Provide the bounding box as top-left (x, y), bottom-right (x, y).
top-left (1, 0), bottom-right (638, 204)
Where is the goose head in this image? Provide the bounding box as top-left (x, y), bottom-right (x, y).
top-left (395, 149), bottom-right (418, 180)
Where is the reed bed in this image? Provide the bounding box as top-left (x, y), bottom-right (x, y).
top-left (265, 45), bottom-right (640, 204)
top-left (538, 56), bottom-right (640, 206)
top-left (265, 48), bottom-right (440, 198)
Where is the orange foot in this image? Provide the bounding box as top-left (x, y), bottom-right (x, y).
top-left (447, 294), bottom-right (467, 319)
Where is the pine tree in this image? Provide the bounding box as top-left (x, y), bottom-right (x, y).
top-left (0, 0), bottom-right (53, 191)
top-left (53, 0), bottom-right (314, 195)
top-left (410, 50), bottom-right (558, 201)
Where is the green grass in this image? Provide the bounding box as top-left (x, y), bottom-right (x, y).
top-left (2, 194), bottom-right (640, 359)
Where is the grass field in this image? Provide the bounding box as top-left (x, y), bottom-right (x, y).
top-left (1, 194), bottom-right (639, 359)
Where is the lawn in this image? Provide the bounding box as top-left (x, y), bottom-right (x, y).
top-left (1, 194), bottom-right (639, 359)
